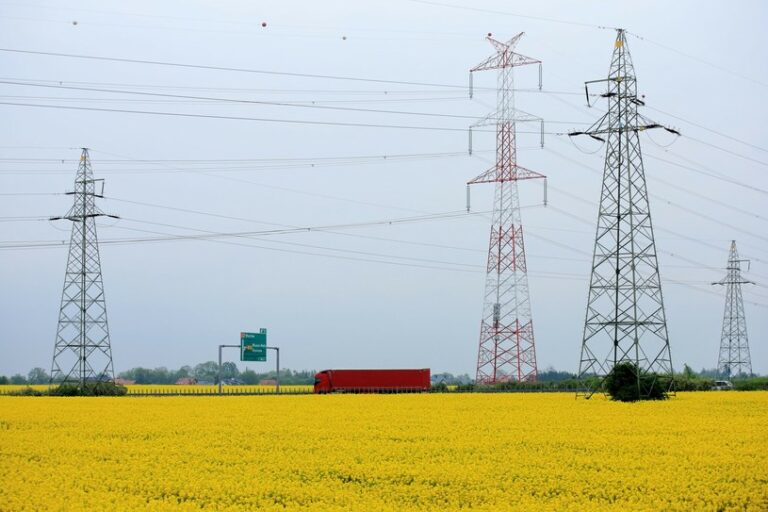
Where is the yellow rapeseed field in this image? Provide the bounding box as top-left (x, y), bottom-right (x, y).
top-left (125, 384), bottom-right (313, 394)
top-left (1, 392), bottom-right (766, 511)
top-left (0, 384), bottom-right (313, 395)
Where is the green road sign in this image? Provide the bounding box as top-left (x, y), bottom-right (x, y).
top-left (241, 330), bottom-right (267, 362)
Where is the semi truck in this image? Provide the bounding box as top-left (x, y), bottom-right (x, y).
top-left (313, 369), bottom-right (430, 393)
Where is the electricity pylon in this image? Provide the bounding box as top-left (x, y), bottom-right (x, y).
top-left (50, 148), bottom-right (118, 386)
top-left (467, 33), bottom-right (545, 384)
top-left (713, 240), bottom-right (753, 378)
top-left (570, 29), bottom-right (678, 397)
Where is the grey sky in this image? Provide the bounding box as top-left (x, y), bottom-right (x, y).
top-left (0, 0), bottom-right (765, 377)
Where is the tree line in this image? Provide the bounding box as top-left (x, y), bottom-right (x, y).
top-left (117, 363), bottom-right (317, 385)
top-left (0, 363), bottom-right (762, 386)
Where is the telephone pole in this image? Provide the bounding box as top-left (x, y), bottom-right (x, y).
top-left (468, 33), bottom-right (545, 384)
top-left (571, 29), bottom-right (678, 397)
top-left (50, 148), bottom-right (118, 386)
top-left (713, 240), bottom-right (753, 378)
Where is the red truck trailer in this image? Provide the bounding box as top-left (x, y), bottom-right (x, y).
top-left (313, 369), bottom-right (430, 393)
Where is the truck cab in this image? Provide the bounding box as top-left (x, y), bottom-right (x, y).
top-left (314, 370), bottom-right (332, 393)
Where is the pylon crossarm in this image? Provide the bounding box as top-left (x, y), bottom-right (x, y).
top-left (470, 34), bottom-right (529, 72)
top-left (467, 165), bottom-right (546, 185)
top-left (569, 112), bottom-right (610, 142)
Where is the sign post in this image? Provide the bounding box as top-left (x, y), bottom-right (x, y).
top-left (238, 329), bottom-right (280, 393)
top-left (267, 346), bottom-right (280, 393)
top-left (217, 330), bottom-right (281, 395)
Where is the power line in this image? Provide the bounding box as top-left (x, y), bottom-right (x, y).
top-left (0, 100), bottom-right (567, 134)
top-left (683, 134), bottom-right (768, 168)
top-left (546, 178), bottom-right (768, 266)
top-left (114, 217), bottom-right (484, 269)
top-left (646, 104), bottom-right (768, 155)
top-left (4, 50), bottom-right (764, 166)
top-left (98, 194), bottom-right (753, 273)
top-left (0, 47), bottom-right (492, 90)
top-left (0, 80), bottom-right (521, 122)
top-left (0, 76), bottom-right (566, 95)
top-left (543, 144), bottom-right (768, 243)
top-left (0, 219), bottom-right (754, 295)
top-left (628, 31), bottom-right (768, 90)
top-left (0, 150), bottom-right (497, 176)
top-left (0, 209), bottom-right (487, 249)
top-left (0, 197), bottom-right (762, 305)
top-left (644, 153), bottom-right (768, 197)
top-left (0, 81), bottom-right (592, 126)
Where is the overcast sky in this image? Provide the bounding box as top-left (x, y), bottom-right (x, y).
top-left (0, 0), bottom-right (766, 377)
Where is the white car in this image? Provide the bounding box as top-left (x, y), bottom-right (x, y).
top-left (712, 380), bottom-right (734, 390)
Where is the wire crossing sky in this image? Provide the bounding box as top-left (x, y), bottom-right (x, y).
top-left (0, 0), bottom-right (765, 376)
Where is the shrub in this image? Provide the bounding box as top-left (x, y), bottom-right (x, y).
top-left (10, 382), bottom-right (129, 397)
top-left (9, 387), bottom-right (44, 396)
top-left (732, 377), bottom-right (768, 391)
top-left (428, 382), bottom-right (449, 393)
top-left (604, 362), bottom-right (669, 402)
top-left (50, 382), bottom-right (128, 396)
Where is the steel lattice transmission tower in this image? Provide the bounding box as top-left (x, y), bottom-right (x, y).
top-left (50, 148), bottom-right (118, 385)
top-left (467, 33), bottom-right (545, 384)
top-left (713, 240), bottom-right (753, 378)
top-left (571, 29), bottom-right (679, 397)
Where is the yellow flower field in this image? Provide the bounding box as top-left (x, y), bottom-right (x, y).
top-left (125, 384), bottom-right (313, 394)
top-left (1, 392), bottom-right (766, 511)
top-left (0, 384), bottom-right (313, 395)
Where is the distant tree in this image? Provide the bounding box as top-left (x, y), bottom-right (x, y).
top-left (0, 375), bottom-right (9, 384)
top-left (240, 369), bottom-right (259, 385)
top-left (151, 367), bottom-right (173, 384)
top-left (174, 365), bottom-right (193, 381)
top-left (221, 361), bottom-right (239, 379)
top-left (9, 374), bottom-right (28, 385)
top-left (27, 367), bottom-right (50, 384)
top-left (455, 373), bottom-right (473, 385)
top-left (193, 361), bottom-right (219, 383)
top-left (697, 367), bottom-right (719, 378)
top-left (538, 366), bottom-right (577, 382)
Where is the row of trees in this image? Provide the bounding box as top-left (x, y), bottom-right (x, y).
top-left (117, 363), bottom-right (317, 385)
top-left (0, 367), bottom-right (50, 385)
top-left (0, 363), bottom-right (761, 386)
top-left (0, 364), bottom-right (315, 385)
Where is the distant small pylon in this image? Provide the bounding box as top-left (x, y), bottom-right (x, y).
top-left (50, 148), bottom-right (119, 385)
top-left (712, 240), bottom-right (753, 378)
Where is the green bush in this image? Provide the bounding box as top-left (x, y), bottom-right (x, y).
top-left (732, 377), bottom-right (768, 391)
top-left (671, 377), bottom-right (714, 392)
top-left (8, 382), bottom-right (128, 397)
top-left (604, 362), bottom-right (669, 402)
top-left (428, 382), bottom-right (449, 393)
top-left (8, 387), bottom-right (44, 396)
top-left (49, 382), bottom-right (128, 396)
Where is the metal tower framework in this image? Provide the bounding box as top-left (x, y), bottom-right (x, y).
top-left (468, 33), bottom-right (545, 384)
top-left (571, 29), bottom-right (678, 397)
top-left (50, 148), bottom-right (118, 385)
top-left (713, 240), bottom-right (753, 377)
